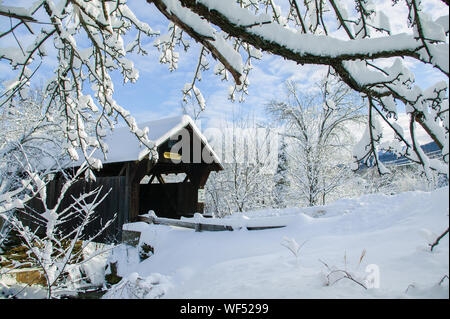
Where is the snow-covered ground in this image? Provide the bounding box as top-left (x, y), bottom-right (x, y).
top-left (107, 187), bottom-right (449, 299)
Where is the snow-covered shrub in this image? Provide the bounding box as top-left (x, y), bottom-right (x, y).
top-left (319, 250), bottom-right (376, 290)
top-left (102, 272), bottom-right (172, 299)
top-left (404, 277), bottom-right (449, 298)
top-left (0, 162), bottom-right (116, 298)
top-left (359, 164), bottom-right (447, 196)
top-left (281, 236), bottom-right (307, 264)
top-left (65, 242), bottom-right (111, 290)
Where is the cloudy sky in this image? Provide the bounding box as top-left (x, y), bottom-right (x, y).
top-left (1, 0), bottom-right (448, 146)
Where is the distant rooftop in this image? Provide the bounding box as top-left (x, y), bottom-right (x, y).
top-left (378, 141), bottom-right (441, 167)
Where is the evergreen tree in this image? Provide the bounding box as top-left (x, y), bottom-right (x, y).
top-left (273, 135), bottom-right (289, 208)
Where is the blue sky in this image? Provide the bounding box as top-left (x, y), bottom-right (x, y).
top-left (0, 0), bottom-right (447, 144)
top-left (106, 0), bottom-right (332, 128)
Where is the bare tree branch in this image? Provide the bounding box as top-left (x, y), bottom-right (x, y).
top-left (430, 227), bottom-right (449, 252)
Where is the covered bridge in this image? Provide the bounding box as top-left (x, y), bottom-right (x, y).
top-left (25, 115), bottom-right (223, 243)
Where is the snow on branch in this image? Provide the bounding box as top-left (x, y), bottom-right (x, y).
top-left (0, 0), bottom-right (448, 179)
top-left (1, 0), bottom-right (160, 172)
top-left (168, 0), bottom-right (445, 70)
top-left (1, 162), bottom-right (115, 298)
top-left (148, 0), bottom-right (449, 177)
top-left (151, 0), bottom-right (244, 85)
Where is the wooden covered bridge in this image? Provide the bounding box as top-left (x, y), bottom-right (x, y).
top-left (25, 115), bottom-right (223, 242)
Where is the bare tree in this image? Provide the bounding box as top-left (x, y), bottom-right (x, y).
top-left (0, 161), bottom-right (115, 299)
top-left (205, 112), bottom-right (277, 215)
top-left (429, 227), bottom-right (449, 252)
top-left (0, 90), bottom-right (113, 298)
top-left (0, 89), bottom-right (69, 244)
top-left (267, 77), bottom-right (365, 206)
top-left (0, 89), bottom-right (66, 187)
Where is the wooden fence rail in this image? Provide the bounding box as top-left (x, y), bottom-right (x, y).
top-left (137, 215), bottom-right (286, 232)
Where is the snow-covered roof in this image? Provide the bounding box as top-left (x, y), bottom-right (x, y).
top-left (82, 115), bottom-right (222, 167)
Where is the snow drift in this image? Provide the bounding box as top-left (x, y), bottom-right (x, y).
top-left (107, 187), bottom-right (449, 299)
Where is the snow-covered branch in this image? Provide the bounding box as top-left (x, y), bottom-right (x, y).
top-left (150, 0), bottom-right (448, 176)
top-left (1, 0), bottom-right (448, 186)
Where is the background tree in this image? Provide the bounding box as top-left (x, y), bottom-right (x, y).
top-left (273, 135), bottom-right (289, 208)
top-left (267, 77), bottom-right (365, 206)
top-left (359, 161), bottom-right (447, 195)
top-left (0, 89), bottom-right (68, 245)
top-left (0, 162), bottom-right (114, 298)
top-left (205, 112), bottom-right (277, 216)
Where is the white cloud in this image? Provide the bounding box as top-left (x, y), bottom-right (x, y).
top-left (380, 112), bottom-right (433, 145)
top-left (348, 112), bottom-right (433, 149)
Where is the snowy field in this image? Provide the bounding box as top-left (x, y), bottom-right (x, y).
top-left (107, 187), bottom-right (449, 299)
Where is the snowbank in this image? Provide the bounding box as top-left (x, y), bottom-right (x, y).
top-left (107, 187), bottom-right (449, 299)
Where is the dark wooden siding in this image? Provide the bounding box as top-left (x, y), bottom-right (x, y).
top-left (139, 182), bottom-right (197, 218)
top-left (22, 176), bottom-right (127, 243)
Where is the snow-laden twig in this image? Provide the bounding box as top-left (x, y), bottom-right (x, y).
top-left (281, 236), bottom-right (307, 260)
top-left (319, 249), bottom-right (370, 290)
top-left (1, 161), bottom-right (116, 298)
top-left (429, 227), bottom-right (449, 252)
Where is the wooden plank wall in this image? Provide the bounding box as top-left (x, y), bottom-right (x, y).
top-left (21, 176), bottom-right (127, 243)
top-left (139, 182), bottom-right (197, 218)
